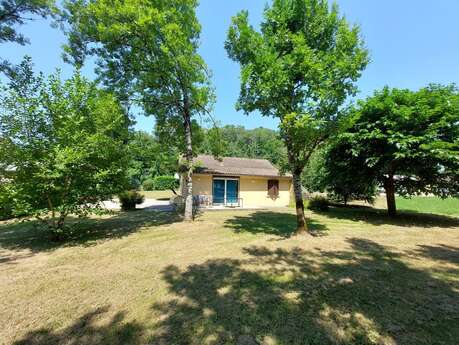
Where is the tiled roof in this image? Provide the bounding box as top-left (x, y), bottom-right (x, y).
top-left (193, 155), bottom-right (291, 178)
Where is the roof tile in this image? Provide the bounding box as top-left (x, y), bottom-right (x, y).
top-left (193, 155), bottom-right (291, 178)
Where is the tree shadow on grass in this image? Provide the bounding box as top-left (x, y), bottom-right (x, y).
top-left (0, 210), bottom-right (180, 256)
top-left (411, 244), bottom-right (459, 265)
top-left (13, 306), bottom-right (144, 345)
top-left (224, 211), bottom-right (329, 238)
top-left (317, 205), bottom-right (459, 229)
top-left (149, 239), bottom-right (459, 345)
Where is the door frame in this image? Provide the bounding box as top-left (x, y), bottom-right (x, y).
top-left (212, 176), bottom-right (240, 206)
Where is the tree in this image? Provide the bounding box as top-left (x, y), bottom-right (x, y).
top-left (127, 130), bottom-right (178, 188)
top-left (303, 145), bottom-right (377, 205)
top-left (225, 0), bottom-right (369, 233)
top-left (198, 125), bottom-right (287, 166)
top-left (0, 0), bottom-right (56, 73)
top-left (338, 85), bottom-right (459, 216)
top-left (0, 58), bottom-right (129, 238)
top-left (62, 0), bottom-right (214, 221)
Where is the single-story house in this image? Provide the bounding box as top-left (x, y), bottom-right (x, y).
top-left (181, 155), bottom-right (292, 208)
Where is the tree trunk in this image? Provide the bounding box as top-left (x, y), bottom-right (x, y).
top-left (384, 174), bottom-right (397, 217)
top-left (183, 110), bottom-right (194, 221)
top-left (292, 169), bottom-right (308, 234)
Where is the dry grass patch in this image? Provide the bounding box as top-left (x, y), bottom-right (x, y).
top-left (140, 190), bottom-right (174, 200)
top-left (1, 207), bottom-right (458, 345)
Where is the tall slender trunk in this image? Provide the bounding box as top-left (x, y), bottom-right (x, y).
top-left (384, 174), bottom-right (397, 217)
top-left (292, 169), bottom-right (308, 234)
top-left (183, 107), bottom-right (194, 221)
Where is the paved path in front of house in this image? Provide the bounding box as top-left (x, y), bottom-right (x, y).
top-left (102, 199), bottom-right (174, 212)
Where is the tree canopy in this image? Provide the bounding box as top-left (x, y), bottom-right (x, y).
top-left (334, 85), bottom-right (459, 215)
top-left (225, 0), bottom-right (369, 233)
top-left (0, 58), bottom-right (129, 237)
top-left (302, 145), bottom-right (378, 205)
top-left (127, 130), bottom-right (177, 189)
top-left (0, 0), bottom-right (56, 73)
top-left (62, 0), bottom-right (214, 220)
top-left (198, 125), bottom-right (286, 167)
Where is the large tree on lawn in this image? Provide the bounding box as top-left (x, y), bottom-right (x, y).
top-left (339, 85), bottom-right (459, 216)
top-left (225, 0), bottom-right (369, 233)
top-left (62, 0), bottom-right (214, 221)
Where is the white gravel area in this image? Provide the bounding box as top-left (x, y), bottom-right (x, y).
top-left (102, 198), bottom-right (174, 212)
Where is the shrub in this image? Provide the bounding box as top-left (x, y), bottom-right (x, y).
top-left (142, 178), bottom-right (155, 191)
top-left (0, 188), bottom-right (13, 220)
top-left (118, 190), bottom-right (145, 211)
top-left (171, 195), bottom-right (185, 213)
top-left (307, 196), bottom-right (329, 212)
top-left (152, 175), bottom-right (179, 192)
top-left (0, 62), bottom-right (129, 236)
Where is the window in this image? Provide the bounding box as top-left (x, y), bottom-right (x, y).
top-left (267, 179), bottom-right (279, 198)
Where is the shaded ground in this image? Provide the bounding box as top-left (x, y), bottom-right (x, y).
top-left (1, 207), bottom-right (458, 345)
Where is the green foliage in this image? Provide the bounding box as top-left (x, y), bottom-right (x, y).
top-left (141, 178), bottom-right (155, 192)
top-left (151, 176), bottom-right (179, 192)
top-left (303, 145), bottom-right (377, 205)
top-left (0, 183), bottom-right (14, 220)
top-left (198, 125), bottom-right (286, 166)
top-left (0, 57), bottom-right (129, 236)
top-left (225, 0), bottom-right (369, 231)
top-left (0, 0), bottom-right (56, 73)
top-left (62, 0), bottom-right (214, 121)
top-left (62, 0), bottom-right (215, 220)
top-left (307, 196), bottom-right (329, 212)
top-left (340, 85), bottom-right (459, 214)
top-left (118, 190), bottom-right (145, 211)
top-left (127, 130), bottom-right (178, 188)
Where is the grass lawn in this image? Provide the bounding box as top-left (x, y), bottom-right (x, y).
top-left (140, 190), bottom-right (174, 200)
top-left (395, 196), bottom-right (459, 216)
top-left (1, 206), bottom-right (458, 345)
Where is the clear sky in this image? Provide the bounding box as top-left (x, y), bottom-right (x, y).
top-left (2, 0), bottom-right (459, 132)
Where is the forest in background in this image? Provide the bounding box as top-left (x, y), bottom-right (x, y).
top-left (128, 124), bottom-right (286, 189)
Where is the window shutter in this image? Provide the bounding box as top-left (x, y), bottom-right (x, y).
top-left (267, 179), bottom-right (279, 198)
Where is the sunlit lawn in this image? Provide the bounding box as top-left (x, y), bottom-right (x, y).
top-left (395, 196), bottom-right (459, 216)
top-left (1, 204), bottom-right (458, 345)
top-left (140, 190), bottom-right (174, 200)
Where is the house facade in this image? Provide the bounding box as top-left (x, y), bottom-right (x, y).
top-left (181, 155), bottom-right (292, 208)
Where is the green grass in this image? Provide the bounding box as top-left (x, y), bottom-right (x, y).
top-left (396, 196), bottom-right (459, 216)
top-left (140, 190), bottom-right (174, 200)
top-left (1, 206), bottom-right (458, 345)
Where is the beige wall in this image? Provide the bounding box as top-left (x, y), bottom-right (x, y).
top-left (240, 176), bottom-right (291, 207)
top-left (191, 174), bottom-right (292, 207)
top-left (192, 174), bottom-right (213, 196)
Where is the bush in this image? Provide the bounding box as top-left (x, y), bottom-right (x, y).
top-left (152, 175), bottom-right (179, 192)
top-left (118, 190), bottom-right (145, 211)
top-left (307, 196), bottom-right (329, 212)
top-left (171, 195), bottom-right (185, 213)
top-left (0, 184), bottom-right (15, 220)
top-left (142, 178), bottom-right (155, 191)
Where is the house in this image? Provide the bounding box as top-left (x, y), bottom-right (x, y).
top-left (181, 155), bottom-right (293, 208)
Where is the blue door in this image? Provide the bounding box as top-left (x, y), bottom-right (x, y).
top-left (213, 179), bottom-right (225, 204)
top-left (226, 180), bottom-right (239, 205)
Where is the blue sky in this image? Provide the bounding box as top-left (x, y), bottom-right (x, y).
top-left (3, 0), bottom-right (459, 132)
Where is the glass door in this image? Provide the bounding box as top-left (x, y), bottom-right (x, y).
top-left (212, 178), bottom-right (239, 206)
top-left (212, 179), bottom-right (225, 204)
top-left (226, 180), bottom-right (239, 205)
